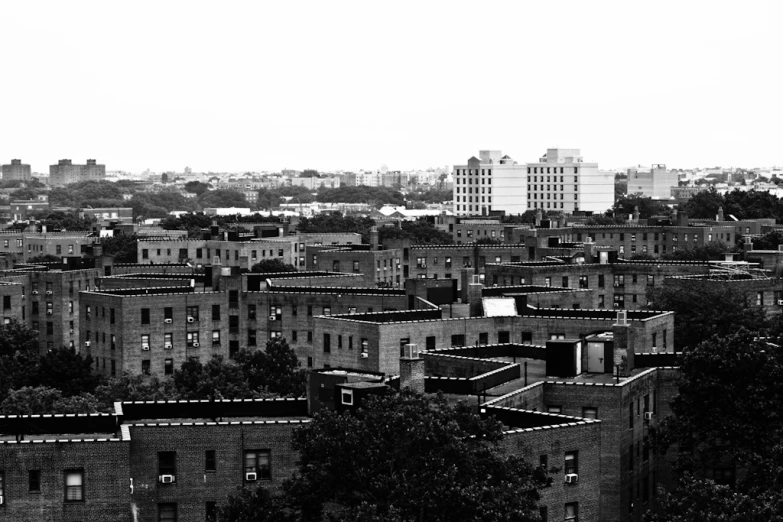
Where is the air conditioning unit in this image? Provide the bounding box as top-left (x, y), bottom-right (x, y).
top-left (164, 343), bottom-right (172, 350)
top-left (269, 315), bottom-right (277, 321)
top-left (777, 299), bottom-right (783, 306)
top-left (21, 295), bottom-right (25, 300)
top-left (45, 291), bottom-right (53, 296)
top-left (0, 494), bottom-right (4, 505)
top-left (84, 341), bottom-right (91, 347)
top-left (644, 412), bottom-right (655, 421)
top-left (613, 283), bottom-right (620, 287)
top-left (245, 472), bottom-right (258, 481)
top-left (187, 316), bottom-right (195, 323)
top-left (360, 352), bottom-right (369, 358)
top-left (564, 473), bottom-right (579, 484)
top-left (142, 344), bottom-right (150, 351)
top-left (46, 310), bottom-right (53, 315)
top-left (164, 318), bottom-right (173, 324)
top-left (192, 342), bottom-right (200, 348)
top-left (69, 329), bottom-right (74, 334)
top-left (31, 290), bottom-right (39, 295)
top-left (159, 474), bottom-right (175, 484)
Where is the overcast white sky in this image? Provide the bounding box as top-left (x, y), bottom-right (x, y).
top-left (1, 1), bottom-right (780, 173)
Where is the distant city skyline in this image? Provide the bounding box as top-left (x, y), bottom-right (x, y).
top-left (1, 1), bottom-right (780, 174)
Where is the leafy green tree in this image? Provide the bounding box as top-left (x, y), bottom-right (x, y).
top-left (172, 356), bottom-right (256, 400)
top-left (751, 230), bottom-right (783, 250)
top-left (584, 214), bottom-right (627, 225)
top-left (100, 233), bottom-right (139, 263)
top-left (680, 187), bottom-right (724, 219)
top-left (613, 195), bottom-right (669, 219)
top-left (93, 373), bottom-right (179, 411)
top-left (645, 475), bottom-right (783, 522)
top-left (219, 486), bottom-right (299, 522)
top-left (301, 169), bottom-right (319, 178)
top-left (250, 259), bottom-right (297, 273)
top-left (0, 386), bottom-right (98, 414)
top-left (297, 214), bottom-right (376, 243)
top-left (198, 189), bottom-right (248, 209)
top-left (659, 240), bottom-right (731, 261)
top-left (27, 254), bottom-right (62, 264)
top-left (646, 284), bottom-right (770, 351)
top-left (316, 186), bottom-right (404, 207)
top-left (184, 180), bottom-right (211, 196)
top-left (32, 347), bottom-right (103, 397)
top-left (379, 220), bottom-right (454, 245)
top-left (35, 210), bottom-right (95, 232)
top-left (284, 391), bottom-right (549, 521)
top-left (234, 338), bottom-right (306, 397)
top-left (723, 189), bottom-right (783, 221)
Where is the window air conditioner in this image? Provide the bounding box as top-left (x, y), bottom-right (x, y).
top-left (21, 295), bottom-right (25, 300)
top-left (142, 344), bottom-right (150, 351)
top-left (564, 473), bottom-right (579, 484)
top-left (187, 316), bottom-right (195, 323)
top-left (361, 352), bottom-right (369, 358)
top-left (192, 342), bottom-right (200, 347)
top-left (69, 329), bottom-right (74, 334)
top-left (84, 341), bottom-right (91, 347)
top-left (46, 310), bottom-right (53, 315)
top-left (45, 291), bottom-right (52, 296)
top-left (269, 315), bottom-right (276, 321)
top-left (159, 475), bottom-right (175, 484)
top-left (164, 343), bottom-right (172, 350)
top-left (31, 290), bottom-right (39, 295)
top-left (164, 318), bottom-right (173, 324)
top-left (245, 472), bottom-right (258, 481)
top-left (644, 412), bottom-right (655, 421)
top-left (778, 299), bottom-right (783, 306)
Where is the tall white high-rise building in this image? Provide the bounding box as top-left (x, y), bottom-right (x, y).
top-left (452, 151), bottom-right (527, 216)
top-left (525, 148), bottom-right (614, 214)
top-left (628, 164), bottom-right (678, 200)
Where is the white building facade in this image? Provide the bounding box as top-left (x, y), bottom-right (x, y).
top-left (452, 150), bottom-right (527, 216)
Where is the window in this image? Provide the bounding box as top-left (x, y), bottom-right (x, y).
top-left (159, 503), bottom-right (177, 521)
top-left (206, 502), bottom-right (217, 522)
top-left (65, 470), bottom-right (84, 501)
top-left (141, 308), bottom-right (150, 324)
top-left (212, 330), bottom-right (221, 346)
top-left (629, 402), bottom-right (634, 429)
top-left (547, 405), bottom-right (562, 414)
top-left (292, 330), bottom-right (298, 342)
top-left (164, 358), bottom-right (173, 375)
top-left (248, 329), bottom-right (257, 346)
top-left (212, 305), bottom-right (220, 321)
top-left (582, 407), bottom-right (597, 419)
top-left (29, 469), bottom-right (41, 492)
top-left (564, 502), bottom-right (578, 521)
top-left (478, 332), bottom-right (488, 345)
top-left (323, 333), bottom-right (331, 353)
top-left (308, 331), bottom-right (313, 343)
top-left (164, 307), bottom-right (173, 320)
top-left (564, 451), bottom-right (578, 474)
top-left (562, 276), bottom-right (568, 288)
top-left (187, 331), bottom-right (199, 347)
top-left (244, 450), bottom-right (271, 480)
top-left (142, 359), bottom-right (151, 375)
top-left (578, 276), bottom-right (588, 289)
top-left (307, 305), bottom-right (313, 316)
top-left (205, 450), bottom-right (216, 472)
top-left (159, 451), bottom-right (177, 480)
top-left (186, 306), bottom-right (199, 321)
top-left (544, 277), bottom-right (551, 287)
top-left (323, 306), bottom-right (331, 316)
top-left (248, 304), bottom-right (256, 320)
top-left (353, 260), bottom-right (360, 273)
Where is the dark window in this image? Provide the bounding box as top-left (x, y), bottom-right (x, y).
top-left (307, 305), bottom-right (313, 316)
top-left (141, 308), bottom-right (150, 324)
top-left (159, 503), bottom-right (177, 521)
top-left (29, 469), bottom-right (41, 492)
top-left (323, 333), bottom-right (331, 353)
top-left (205, 450), bottom-right (216, 472)
top-left (248, 329), bottom-right (257, 346)
top-left (164, 358), bottom-right (173, 375)
top-left (110, 308), bottom-right (115, 324)
top-left (565, 451), bottom-right (578, 474)
top-left (64, 470), bottom-right (84, 502)
top-left (142, 360), bottom-right (151, 375)
top-left (244, 450), bottom-right (271, 480)
top-left (521, 331), bottom-right (533, 343)
top-left (159, 451), bottom-right (177, 479)
top-left (2, 296), bottom-right (10, 310)
top-left (229, 290), bottom-right (238, 307)
top-left (451, 334), bottom-right (465, 346)
top-left (212, 305), bottom-right (220, 321)
top-left (426, 336), bottom-right (436, 350)
top-left (164, 307), bottom-right (173, 320)
top-left (291, 330), bottom-right (298, 342)
top-left (565, 502), bottom-right (578, 521)
top-left (307, 331), bottom-right (313, 343)
top-left (248, 304), bottom-right (256, 320)
top-left (206, 502), bottom-right (217, 522)
top-left (629, 402), bottom-right (634, 429)
top-left (478, 332), bottom-right (488, 345)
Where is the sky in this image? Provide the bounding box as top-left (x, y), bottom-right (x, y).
top-left (1, 1), bottom-right (781, 173)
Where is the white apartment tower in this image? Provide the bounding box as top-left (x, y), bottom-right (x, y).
top-left (526, 148), bottom-right (614, 214)
top-left (452, 151), bottom-right (527, 216)
top-left (628, 164), bottom-right (678, 200)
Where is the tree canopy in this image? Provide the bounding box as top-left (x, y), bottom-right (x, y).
top-left (379, 220), bottom-right (454, 245)
top-left (682, 187), bottom-right (783, 221)
top-left (220, 391), bottom-right (549, 522)
top-left (250, 259), bottom-right (297, 273)
top-left (613, 195), bottom-right (670, 219)
top-left (297, 214), bottom-right (376, 243)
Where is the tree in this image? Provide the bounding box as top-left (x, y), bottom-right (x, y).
top-left (100, 233), bottom-right (139, 263)
top-left (613, 195), bottom-right (669, 219)
top-left (680, 187), bottom-right (724, 219)
top-left (379, 220), bottom-right (454, 245)
top-left (301, 169), bottom-right (319, 178)
top-left (0, 386), bottom-right (98, 414)
top-left (93, 373), bottom-right (179, 411)
top-left (659, 240), bottom-right (732, 261)
top-left (27, 254), bottom-right (62, 264)
top-left (32, 347), bottom-right (103, 397)
top-left (198, 189), bottom-right (248, 209)
top-left (184, 181), bottom-right (211, 196)
top-left (234, 338), bottom-right (306, 397)
top-left (646, 283), bottom-right (770, 351)
top-left (250, 259), bottom-right (297, 273)
top-left (219, 486), bottom-right (299, 522)
top-left (296, 214), bottom-right (376, 243)
top-left (751, 230), bottom-right (783, 251)
top-left (172, 356), bottom-right (257, 400)
top-left (650, 330), bottom-right (783, 521)
top-left (283, 391), bottom-right (549, 521)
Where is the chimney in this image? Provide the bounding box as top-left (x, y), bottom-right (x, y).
top-left (717, 206), bottom-right (724, 222)
top-left (535, 208), bottom-right (543, 227)
top-left (671, 208), bottom-right (678, 225)
top-left (210, 221), bottom-right (219, 240)
top-left (632, 206), bottom-right (640, 222)
top-left (399, 344), bottom-right (425, 394)
top-left (370, 226), bottom-right (379, 251)
top-left (467, 275), bottom-right (483, 317)
top-left (41, 225), bottom-right (47, 234)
